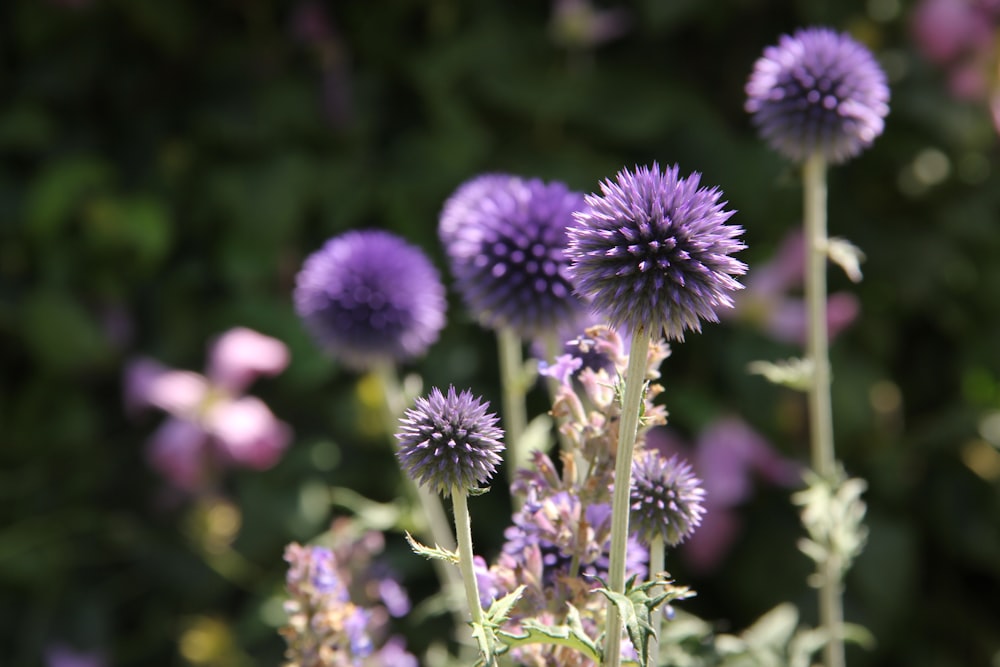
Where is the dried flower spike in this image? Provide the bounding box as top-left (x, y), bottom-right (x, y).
top-left (745, 26), bottom-right (890, 164)
top-left (395, 386), bottom-right (505, 495)
top-left (566, 163), bottom-right (746, 340)
top-left (439, 174), bottom-right (589, 338)
top-left (294, 230), bottom-right (446, 371)
top-left (630, 451), bottom-right (706, 547)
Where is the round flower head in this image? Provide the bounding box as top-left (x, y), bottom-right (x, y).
top-left (565, 163), bottom-right (746, 339)
top-left (745, 27), bottom-right (890, 164)
top-left (395, 386), bottom-right (505, 495)
top-left (294, 230), bottom-right (446, 370)
top-left (439, 174), bottom-right (589, 338)
top-left (630, 450), bottom-right (706, 547)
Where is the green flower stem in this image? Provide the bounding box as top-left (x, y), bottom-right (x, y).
top-left (452, 486), bottom-right (485, 629)
top-left (374, 363), bottom-right (465, 632)
top-left (603, 326), bottom-right (650, 667)
top-left (648, 533), bottom-right (665, 667)
top-left (498, 327), bottom-right (528, 488)
top-left (803, 152), bottom-right (845, 667)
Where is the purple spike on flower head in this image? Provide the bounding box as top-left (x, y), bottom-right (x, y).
top-left (395, 386), bottom-right (505, 495)
top-left (745, 27), bottom-right (890, 164)
top-left (294, 230), bottom-right (446, 370)
top-left (439, 174), bottom-right (590, 338)
top-left (630, 450), bottom-right (706, 547)
top-left (565, 163), bottom-right (747, 340)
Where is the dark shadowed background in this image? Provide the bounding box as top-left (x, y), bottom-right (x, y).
top-left (2, 0), bottom-right (999, 665)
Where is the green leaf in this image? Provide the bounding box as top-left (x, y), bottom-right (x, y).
top-left (468, 486), bottom-right (491, 497)
top-left (497, 603), bottom-right (602, 663)
top-left (595, 574), bottom-right (696, 667)
top-left (747, 358), bottom-right (813, 391)
top-left (740, 603), bottom-right (798, 650)
top-left (403, 531), bottom-right (459, 564)
top-left (511, 413), bottom-right (555, 471)
top-left (485, 585), bottom-right (525, 626)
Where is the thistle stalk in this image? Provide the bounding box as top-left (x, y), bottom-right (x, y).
top-left (498, 327), bottom-right (528, 488)
top-left (602, 326), bottom-right (650, 667)
top-left (803, 152), bottom-right (845, 667)
top-left (452, 486), bottom-right (485, 627)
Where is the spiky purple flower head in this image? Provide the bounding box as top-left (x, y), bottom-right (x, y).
top-left (439, 173), bottom-right (590, 338)
top-left (630, 450), bottom-right (706, 547)
top-left (565, 163), bottom-right (746, 339)
top-left (294, 230), bottom-right (446, 370)
top-left (745, 27), bottom-right (890, 164)
top-left (395, 386), bottom-right (505, 495)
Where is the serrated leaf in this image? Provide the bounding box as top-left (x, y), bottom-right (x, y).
top-left (485, 585), bottom-right (525, 626)
top-left (404, 531), bottom-right (459, 563)
top-left (595, 574), bottom-right (695, 667)
top-left (497, 603), bottom-right (602, 663)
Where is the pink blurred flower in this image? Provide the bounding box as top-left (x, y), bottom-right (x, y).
top-left (911, 0), bottom-right (1000, 132)
top-left (125, 327), bottom-right (292, 492)
top-left (646, 417), bottom-right (802, 574)
top-left (727, 229), bottom-right (859, 345)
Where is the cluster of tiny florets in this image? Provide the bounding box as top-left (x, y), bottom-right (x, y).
top-left (281, 543), bottom-right (417, 667)
top-left (630, 451), bottom-right (706, 547)
top-left (439, 174), bottom-right (590, 338)
top-left (395, 386), bottom-right (505, 495)
top-left (566, 163), bottom-right (747, 340)
top-left (745, 26), bottom-right (890, 164)
top-left (294, 230), bottom-right (446, 370)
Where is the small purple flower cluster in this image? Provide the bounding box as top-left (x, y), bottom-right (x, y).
top-left (462, 325), bottom-right (701, 665)
top-left (281, 521), bottom-right (416, 667)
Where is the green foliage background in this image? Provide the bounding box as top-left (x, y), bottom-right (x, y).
top-left (2, 0), bottom-right (1000, 665)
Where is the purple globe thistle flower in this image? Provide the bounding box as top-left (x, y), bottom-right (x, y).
top-left (745, 27), bottom-right (890, 164)
top-left (395, 386), bottom-right (505, 495)
top-left (439, 173), bottom-right (590, 338)
top-left (294, 230), bottom-right (446, 370)
top-left (630, 450), bottom-right (706, 547)
top-left (565, 163), bottom-right (747, 340)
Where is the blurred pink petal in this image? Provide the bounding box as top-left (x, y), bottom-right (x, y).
top-left (747, 229), bottom-right (805, 297)
top-left (124, 358), bottom-right (208, 417)
top-left (911, 0), bottom-right (994, 64)
top-left (766, 292), bottom-right (860, 345)
top-left (205, 396), bottom-right (291, 470)
top-left (207, 327), bottom-right (290, 394)
top-left (146, 418), bottom-right (209, 491)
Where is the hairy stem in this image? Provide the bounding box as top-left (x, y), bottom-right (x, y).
top-left (452, 487), bottom-right (485, 628)
top-left (603, 327), bottom-right (650, 667)
top-left (803, 153), bottom-right (845, 667)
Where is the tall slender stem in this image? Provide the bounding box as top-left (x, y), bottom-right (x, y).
top-left (452, 487), bottom-right (485, 627)
top-left (803, 153), bottom-right (845, 667)
top-left (498, 327), bottom-right (528, 487)
top-left (603, 327), bottom-right (650, 667)
top-left (648, 534), bottom-right (665, 667)
top-left (373, 364), bottom-right (465, 632)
